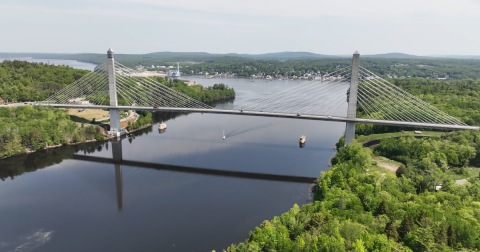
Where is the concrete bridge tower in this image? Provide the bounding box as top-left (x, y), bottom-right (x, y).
top-left (107, 48), bottom-right (121, 137)
top-left (344, 51), bottom-right (360, 145)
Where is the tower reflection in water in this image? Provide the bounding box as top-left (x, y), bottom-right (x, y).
top-left (112, 139), bottom-right (123, 212)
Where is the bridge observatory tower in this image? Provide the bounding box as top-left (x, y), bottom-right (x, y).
top-left (344, 51), bottom-right (360, 145)
top-left (107, 48), bottom-right (122, 137)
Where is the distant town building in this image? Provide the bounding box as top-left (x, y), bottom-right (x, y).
top-left (169, 62), bottom-right (181, 78)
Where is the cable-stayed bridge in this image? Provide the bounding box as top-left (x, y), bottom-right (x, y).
top-left (38, 49), bottom-right (479, 145)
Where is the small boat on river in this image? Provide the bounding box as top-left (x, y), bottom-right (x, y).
top-left (158, 123), bottom-right (167, 133)
top-left (299, 135), bottom-right (306, 148)
top-left (299, 135), bottom-right (306, 144)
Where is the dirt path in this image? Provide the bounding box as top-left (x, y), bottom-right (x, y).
top-left (373, 156), bottom-right (400, 173)
top-left (377, 163), bottom-right (398, 173)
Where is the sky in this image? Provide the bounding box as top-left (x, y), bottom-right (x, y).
top-left (1, 0), bottom-right (480, 55)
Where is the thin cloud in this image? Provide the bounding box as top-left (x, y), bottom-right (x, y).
top-left (111, 0), bottom-right (480, 19)
top-left (0, 3), bottom-right (259, 28)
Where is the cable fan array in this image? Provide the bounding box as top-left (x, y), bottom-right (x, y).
top-left (40, 60), bottom-right (465, 127)
top-left (113, 62), bottom-right (211, 109)
top-left (235, 67), bottom-right (351, 116)
top-left (357, 66), bottom-right (466, 125)
top-left (40, 63), bottom-right (110, 105)
top-left (41, 62), bottom-right (212, 109)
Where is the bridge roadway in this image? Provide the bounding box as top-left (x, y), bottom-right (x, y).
top-left (43, 104), bottom-right (480, 131)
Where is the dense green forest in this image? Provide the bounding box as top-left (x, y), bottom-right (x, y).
top-left (182, 58), bottom-right (480, 80)
top-left (0, 60), bottom-right (235, 104)
top-left (355, 78), bottom-right (480, 136)
top-left (224, 131), bottom-right (480, 251)
top-left (0, 106), bottom-right (104, 158)
top-left (3, 52), bottom-right (480, 80)
top-left (0, 60), bottom-right (88, 103)
top-left (153, 77), bottom-right (236, 103)
top-left (0, 61), bottom-right (234, 158)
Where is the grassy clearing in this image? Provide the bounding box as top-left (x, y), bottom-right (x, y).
top-left (373, 156), bottom-right (480, 182)
top-left (367, 164), bottom-right (390, 175)
top-left (371, 156), bottom-right (403, 174)
top-left (357, 130), bottom-right (445, 143)
top-left (68, 109), bottom-right (109, 122)
top-left (445, 166), bottom-right (480, 181)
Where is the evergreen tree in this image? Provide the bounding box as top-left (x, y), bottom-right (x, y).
top-left (399, 215), bottom-right (415, 240)
top-left (385, 218), bottom-right (400, 242)
top-left (396, 164), bottom-right (409, 178)
top-left (435, 224), bottom-right (448, 245)
top-left (416, 210), bottom-right (432, 228)
top-left (308, 212), bottom-right (327, 230)
top-left (226, 243), bottom-right (236, 252)
top-left (375, 200), bottom-right (389, 216)
top-left (447, 224), bottom-right (456, 248)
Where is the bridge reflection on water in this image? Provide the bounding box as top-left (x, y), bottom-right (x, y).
top-left (73, 138), bottom-right (317, 212)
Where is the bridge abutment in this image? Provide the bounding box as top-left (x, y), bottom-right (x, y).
top-left (344, 51), bottom-right (360, 145)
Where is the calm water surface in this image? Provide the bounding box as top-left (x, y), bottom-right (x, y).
top-left (0, 75), bottom-right (347, 251)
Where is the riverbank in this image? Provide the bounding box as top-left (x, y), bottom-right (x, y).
top-left (182, 75), bottom-right (322, 81)
top-left (226, 131), bottom-right (480, 251)
top-left (0, 121), bottom-right (154, 160)
top-left (0, 106), bottom-right (150, 160)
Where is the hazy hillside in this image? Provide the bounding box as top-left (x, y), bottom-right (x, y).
top-left (2, 51), bottom-right (480, 64)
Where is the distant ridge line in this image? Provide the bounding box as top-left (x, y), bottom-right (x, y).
top-left (1, 51), bottom-right (480, 62)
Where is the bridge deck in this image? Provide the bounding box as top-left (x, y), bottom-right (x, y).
top-left (42, 104), bottom-right (480, 131)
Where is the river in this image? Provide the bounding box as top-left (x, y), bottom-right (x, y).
top-left (0, 63), bottom-right (347, 251)
top-left (0, 58), bottom-right (97, 71)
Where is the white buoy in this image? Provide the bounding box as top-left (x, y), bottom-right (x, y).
top-left (223, 130), bottom-right (225, 140)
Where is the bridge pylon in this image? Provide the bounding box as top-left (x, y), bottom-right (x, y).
top-left (107, 48), bottom-right (122, 137)
top-left (344, 51), bottom-right (360, 145)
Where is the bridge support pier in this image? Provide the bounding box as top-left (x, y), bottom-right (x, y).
top-left (344, 122), bottom-right (356, 146)
top-left (110, 108), bottom-right (121, 136)
top-left (344, 51), bottom-right (360, 145)
top-left (106, 48), bottom-right (122, 137)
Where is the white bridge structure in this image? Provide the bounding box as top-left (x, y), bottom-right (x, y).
top-left (38, 49), bottom-right (479, 145)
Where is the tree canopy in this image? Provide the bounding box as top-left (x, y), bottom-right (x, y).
top-left (0, 60), bottom-right (88, 102)
top-left (222, 133), bottom-right (480, 251)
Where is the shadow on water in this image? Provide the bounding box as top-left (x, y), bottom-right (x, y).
top-left (207, 97), bottom-right (236, 110)
top-left (0, 111), bottom-right (321, 181)
top-left (72, 154), bottom-right (317, 184)
top-left (1, 133), bottom-right (317, 216)
top-left (0, 79), bottom-right (341, 252)
top-left (0, 111), bottom-right (186, 181)
top-left (151, 111), bottom-right (190, 124)
top-left (0, 142), bottom-right (107, 181)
